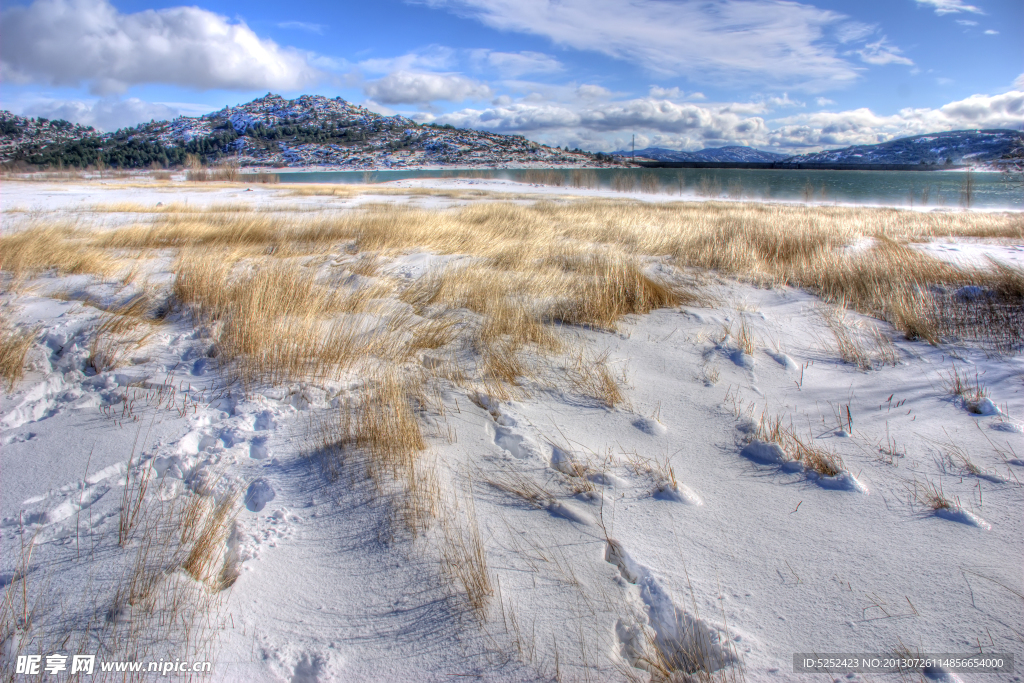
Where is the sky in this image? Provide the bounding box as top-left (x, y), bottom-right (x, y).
top-left (1, 0), bottom-right (1021, 153)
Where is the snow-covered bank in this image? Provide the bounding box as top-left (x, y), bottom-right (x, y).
top-left (2, 182), bottom-right (1022, 682)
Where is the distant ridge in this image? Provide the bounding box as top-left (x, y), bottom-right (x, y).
top-left (784, 129), bottom-right (1023, 166)
top-left (615, 130), bottom-right (1024, 168)
top-left (612, 145), bottom-right (785, 163)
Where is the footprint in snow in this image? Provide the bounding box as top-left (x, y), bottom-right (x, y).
top-left (730, 350), bottom-right (755, 370)
top-left (245, 479), bottom-right (276, 512)
top-left (632, 417), bottom-right (667, 436)
top-left (765, 350), bottom-right (798, 371)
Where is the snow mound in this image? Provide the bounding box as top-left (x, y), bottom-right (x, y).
top-left (245, 479), bottom-right (276, 513)
top-left (741, 440), bottom-right (788, 464)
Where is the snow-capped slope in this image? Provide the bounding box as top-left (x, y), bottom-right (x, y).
top-left (613, 146), bottom-right (787, 163)
top-left (788, 129), bottom-right (1024, 166)
top-left (0, 94), bottom-right (606, 170)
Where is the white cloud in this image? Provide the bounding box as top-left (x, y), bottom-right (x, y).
top-left (649, 86), bottom-right (683, 100)
top-left (0, 0), bottom-right (325, 95)
top-left (1015, 74), bottom-right (1024, 89)
top-left (415, 88), bottom-right (1022, 153)
top-left (576, 84), bottom-right (611, 100)
top-left (955, 19), bottom-right (978, 25)
top-left (419, 0), bottom-right (870, 90)
top-left (420, 96), bottom-right (769, 147)
top-left (769, 90), bottom-right (1024, 149)
top-left (277, 21), bottom-right (326, 34)
top-left (765, 93), bottom-right (805, 109)
top-left (855, 37), bottom-right (913, 66)
top-left (816, 97), bottom-right (836, 107)
top-left (913, 0), bottom-right (983, 14)
top-left (364, 71), bottom-right (491, 104)
top-left (358, 47), bottom-right (457, 75)
top-left (473, 50), bottom-right (563, 77)
top-left (984, 29), bottom-right (998, 35)
top-left (18, 97), bottom-right (181, 132)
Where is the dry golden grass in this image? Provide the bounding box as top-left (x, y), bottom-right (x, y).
top-left (173, 251), bottom-right (399, 388)
top-left (88, 294), bottom-right (160, 373)
top-left (179, 492), bottom-right (241, 590)
top-left (751, 409), bottom-right (845, 477)
top-left (912, 479), bottom-right (953, 511)
top-left (438, 489), bottom-right (492, 618)
top-left (3, 463), bottom-right (237, 683)
top-left (787, 433), bottom-right (844, 477)
top-left (0, 225), bottom-right (117, 279)
top-left (563, 345), bottom-right (625, 407)
top-left (0, 312), bottom-right (36, 392)
top-left (624, 451), bottom-right (679, 494)
top-left (819, 303), bottom-right (899, 370)
top-left (939, 363), bottom-right (991, 413)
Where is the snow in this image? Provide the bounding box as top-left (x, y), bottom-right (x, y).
top-left (1, 180), bottom-right (1022, 682)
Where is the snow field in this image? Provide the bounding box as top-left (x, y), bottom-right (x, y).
top-left (1, 180), bottom-right (1022, 682)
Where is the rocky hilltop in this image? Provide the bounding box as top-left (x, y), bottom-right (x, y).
top-left (0, 94), bottom-right (609, 170)
top-left (0, 113), bottom-right (98, 164)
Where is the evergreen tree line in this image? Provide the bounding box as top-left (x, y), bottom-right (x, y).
top-left (13, 129), bottom-right (241, 169)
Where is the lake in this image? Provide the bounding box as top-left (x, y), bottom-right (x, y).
top-left (275, 167), bottom-right (1023, 210)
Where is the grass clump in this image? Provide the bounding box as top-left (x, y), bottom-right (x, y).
top-left (0, 314), bottom-right (36, 392)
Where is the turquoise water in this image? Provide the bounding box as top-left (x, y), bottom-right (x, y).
top-left (275, 167), bottom-right (1023, 210)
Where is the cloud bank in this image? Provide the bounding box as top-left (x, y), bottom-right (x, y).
top-left (364, 71), bottom-right (492, 104)
top-left (0, 0), bottom-right (325, 95)
top-left (418, 89), bottom-right (1023, 152)
top-left (19, 98), bottom-right (182, 132)
top-left (418, 0), bottom-right (890, 90)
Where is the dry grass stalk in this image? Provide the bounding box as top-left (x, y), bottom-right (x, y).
top-left (569, 169), bottom-right (599, 189)
top-left (485, 465), bottom-right (558, 511)
top-left (0, 225), bottom-right (116, 279)
top-left (820, 303), bottom-right (898, 370)
top-left (752, 410), bottom-right (845, 476)
top-left (0, 315), bottom-right (36, 392)
top-left (438, 488), bottom-right (492, 618)
top-left (699, 362), bottom-right (721, 386)
top-left (563, 345), bottom-right (624, 407)
top-left (787, 434), bottom-right (844, 477)
top-left (173, 253), bottom-right (395, 389)
top-left (521, 170), bottom-right (565, 186)
top-left (624, 451), bottom-right (679, 494)
top-left (912, 479), bottom-right (953, 511)
top-left (88, 295), bottom-right (158, 373)
top-left (736, 316), bottom-right (756, 356)
top-left (179, 492), bottom-right (241, 590)
top-left (940, 364), bottom-right (988, 412)
top-left (356, 368), bottom-right (427, 484)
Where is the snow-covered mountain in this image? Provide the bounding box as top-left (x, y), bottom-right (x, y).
top-left (0, 94), bottom-right (608, 170)
top-left (617, 130), bottom-right (1024, 167)
top-left (787, 129), bottom-right (1024, 166)
top-left (613, 145), bottom-right (786, 163)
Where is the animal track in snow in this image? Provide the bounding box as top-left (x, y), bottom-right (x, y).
top-left (605, 538), bottom-right (738, 679)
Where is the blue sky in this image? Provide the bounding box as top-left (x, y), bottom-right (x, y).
top-left (1, 0), bottom-right (1021, 152)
